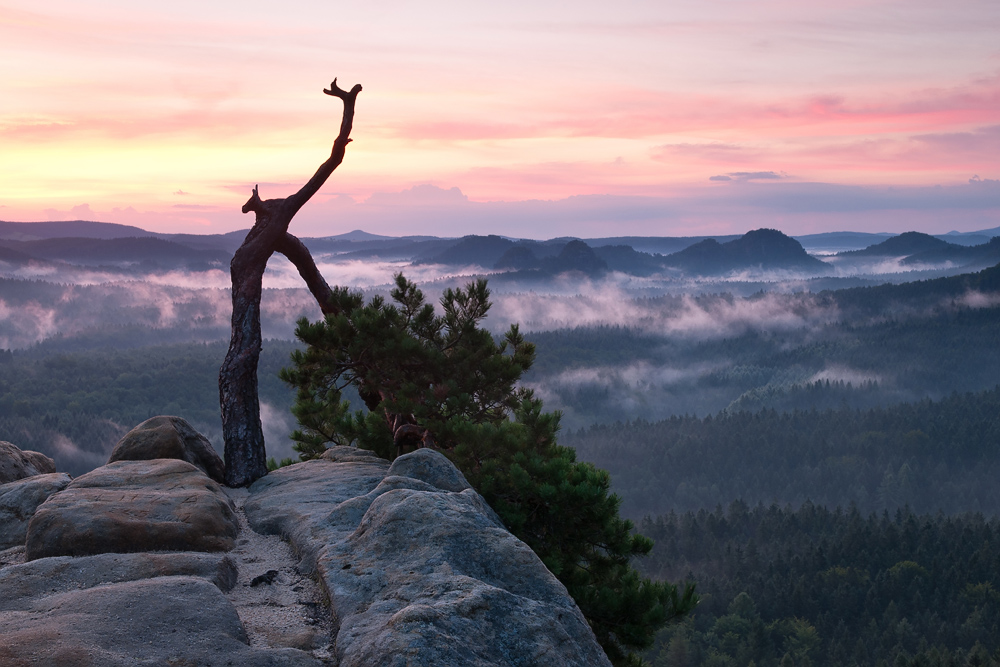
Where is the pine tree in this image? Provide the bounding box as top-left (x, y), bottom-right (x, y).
top-left (281, 274), bottom-right (697, 666)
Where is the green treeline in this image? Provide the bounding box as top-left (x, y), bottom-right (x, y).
top-left (564, 386), bottom-right (1000, 518)
top-left (527, 302), bottom-right (1000, 426)
top-left (639, 503), bottom-right (1000, 667)
top-left (523, 265), bottom-right (1000, 427)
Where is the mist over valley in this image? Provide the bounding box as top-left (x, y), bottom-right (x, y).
top-left (4, 218), bottom-right (1000, 666)
top-left (1, 219), bottom-right (998, 485)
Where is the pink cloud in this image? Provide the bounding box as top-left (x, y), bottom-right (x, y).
top-left (3, 0), bottom-right (999, 236)
top-left (382, 74), bottom-right (1000, 147)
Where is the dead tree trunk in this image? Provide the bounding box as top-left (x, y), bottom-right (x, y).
top-left (220, 79), bottom-right (361, 487)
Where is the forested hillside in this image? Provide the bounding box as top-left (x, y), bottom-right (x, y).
top-left (564, 386), bottom-right (1000, 518)
top-left (1, 228), bottom-right (1000, 665)
top-left (0, 340), bottom-right (299, 474)
top-left (639, 504), bottom-right (1000, 667)
top-left (530, 301), bottom-right (1000, 425)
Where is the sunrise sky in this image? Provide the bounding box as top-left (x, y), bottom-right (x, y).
top-left (1, 0), bottom-right (999, 238)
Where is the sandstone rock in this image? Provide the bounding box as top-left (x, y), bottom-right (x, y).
top-left (109, 415), bottom-right (226, 483)
top-left (386, 446), bottom-right (472, 492)
top-left (0, 441), bottom-right (56, 484)
top-left (25, 459), bottom-right (239, 561)
top-left (4, 442), bottom-right (610, 665)
top-left (0, 551), bottom-right (239, 601)
top-left (0, 575), bottom-right (320, 666)
top-left (245, 454), bottom-right (390, 572)
top-left (247, 448), bottom-right (612, 667)
top-left (0, 473), bottom-right (71, 549)
top-left (321, 444), bottom-right (386, 464)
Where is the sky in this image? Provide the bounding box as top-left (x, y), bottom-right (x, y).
top-left (1, 0), bottom-right (999, 239)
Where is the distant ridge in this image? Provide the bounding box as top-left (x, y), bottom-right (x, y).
top-left (583, 235), bottom-right (739, 255)
top-left (0, 220), bottom-right (151, 241)
top-left (663, 228), bottom-right (829, 274)
top-left (841, 231), bottom-right (955, 257)
top-left (0, 245), bottom-right (36, 264)
top-left (792, 231), bottom-right (895, 253)
top-left (3, 219), bottom-right (998, 278)
top-left (546, 240), bottom-right (607, 276)
top-left (416, 235), bottom-right (515, 267)
top-left (903, 236), bottom-right (1000, 268)
top-left (829, 260), bottom-right (1000, 312)
top-left (591, 246), bottom-right (665, 276)
top-left (0, 237), bottom-right (230, 268)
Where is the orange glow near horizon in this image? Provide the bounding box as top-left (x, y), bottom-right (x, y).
top-left (1, 1), bottom-right (998, 237)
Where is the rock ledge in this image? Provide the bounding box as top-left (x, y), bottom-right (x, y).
top-left (0, 437), bottom-right (611, 666)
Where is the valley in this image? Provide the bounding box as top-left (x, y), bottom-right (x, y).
top-left (2, 219), bottom-right (1000, 666)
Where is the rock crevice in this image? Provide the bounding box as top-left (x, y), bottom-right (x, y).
top-left (247, 446), bottom-right (612, 667)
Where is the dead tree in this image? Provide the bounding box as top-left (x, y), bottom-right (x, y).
top-left (219, 79), bottom-right (361, 487)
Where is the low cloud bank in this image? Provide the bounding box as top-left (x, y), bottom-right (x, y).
top-left (492, 287), bottom-right (842, 339)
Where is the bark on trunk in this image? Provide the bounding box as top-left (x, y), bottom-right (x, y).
top-left (219, 79), bottom-right (361, 487)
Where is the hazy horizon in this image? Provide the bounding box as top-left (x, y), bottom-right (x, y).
top-left (1, 212), bottom-right (998, 243)
top-left (2, 1), bottom-right (998, 237)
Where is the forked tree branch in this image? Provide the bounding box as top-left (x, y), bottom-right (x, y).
top-left (220, 77), bottom-right (361, 486)
top-left (275, 233), bottom-right (336, 315)
top-left (283, 79), bottom-right (363, 220)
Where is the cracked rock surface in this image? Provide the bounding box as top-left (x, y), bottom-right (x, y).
top-left (0, 472), bottom-right (71, 549)
top-left (0, 435), bottom-right (611, 666)
top-left (24, 458), bottom-right (239, 560)
top-left (246, 447), bottom-right (613, 667)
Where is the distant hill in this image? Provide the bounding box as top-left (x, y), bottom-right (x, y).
top-left (5, 219), bottom-right (997, 281)
top-left (548, 240), bottom-right (607, 276)
top-left (840, 231), bottom-right (955, 257)
top-left (663, 228), bottom-right (829, 274)
top-left (303, 238), bottom-right (456, 260)
top-left (827, 261), bottom-right (1000, 316)
top-left (0, 220), bottom-right (244, 255)
top-left (794, 230), bottom-right (991, 253)
top-left (416, 235), bottom-right (516, 267)
top-left (494, 246), bottom-right (541, 271)
top-left (0, 237), bottom-right (230, 269)
top-left (591, 246), bottom-right (664, 276)
top-left (583, 235), bottom-right (739, 255)
top-left (155, 230), bottom-right (247, 254)
top-left (793, 231), bottom-right (895, 253)
top-left (493, 240), bottom-right (608, 277)
top-left (835, 231), bottom-right (1000, 270)
top-left (0, 220), bottom-right (151, 241)
top-left (902, 236), bottom-right (1000, 268)
top-left (401, 230), bottom-right (833, 277)
top-left (326, 229), bottom-right (396, 242)
top-left (0, 245), bottom-right (38, 265)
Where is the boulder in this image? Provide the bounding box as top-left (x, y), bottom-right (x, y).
top-left (385, 446), bottom-right (472, 492)
top-left (0, 574), bottom-right (320, 666)
top-left (0, 472), bottom-right (71, 549)
top-left (4, 440), bottom-right (611, 664)
top-left (246, 448), bottom-right (613, 667)
top-left (25, 458), bottom-right (239, 560)
top-left (108, 415), bottom-right (225, 483)
top-left (0, 551), bottom-right (239, 601)
top-left (0, 441), bottom-right (56, 484)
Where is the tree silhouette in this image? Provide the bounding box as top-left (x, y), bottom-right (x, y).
top-left (219, 78), bottom-right (361, 486)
